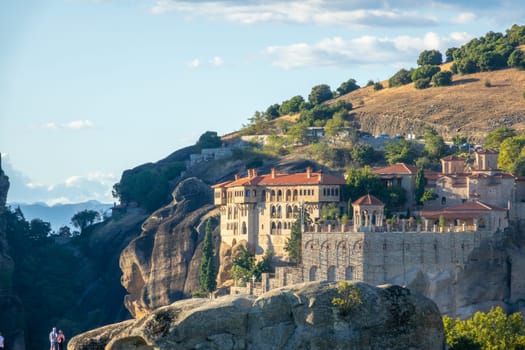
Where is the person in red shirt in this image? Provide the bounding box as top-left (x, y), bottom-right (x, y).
top-left (56, 330), bottom-right (65, 350)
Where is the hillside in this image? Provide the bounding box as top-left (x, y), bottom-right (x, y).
top-left (335, 67), bottom-right (525, 142)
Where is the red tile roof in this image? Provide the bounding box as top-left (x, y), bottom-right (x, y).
top-left (373, 163), bottom-right (417, 175)
top-left (212, 169), bottom-right (346, 188)
top-left (352, 194), bottom-right (384, 206)
top-left (420, 200), bottom-right (506, 219)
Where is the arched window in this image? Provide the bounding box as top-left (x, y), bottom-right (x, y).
top-left (345, 266), bottom-right (354, 280)
top-left (277, 189), bottom-right (282, 201)
top-left (309, 266), bottom-right (317, 281)
top-left (286, 189), bottom-right (291, 201)
top-left (441, 197), bottom-right (446, 205)
top-left (242, 222), bottom-right (247, 234)
top-left (271, 222), bottom-right (276, 234)
top-left (286, 205), bottom-right (293, 219)
top-left (276, 205), bottom-right (282, 218)
top-left (261, 190), bottom-right (266, 202)
top-left (327, 266), bottom-right (336, 282)
top-left (271, 205), bottom-right (276, 218)
top-left (293, 189), bottom-right (298, 201)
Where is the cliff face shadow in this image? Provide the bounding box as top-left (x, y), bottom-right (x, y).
top-left (453, 78), bottom-right (480, 85)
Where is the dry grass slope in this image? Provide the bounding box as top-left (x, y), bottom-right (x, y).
top-left (336, 68), bottom-right (525, 141)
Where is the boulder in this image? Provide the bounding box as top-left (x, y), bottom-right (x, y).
top-left (69, 281), bottom-right (444, 350)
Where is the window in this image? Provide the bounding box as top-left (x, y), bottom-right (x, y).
top-left (441, 197), bottom-right (446, 205)
top-left (327, 266), bottom-right (336, 282)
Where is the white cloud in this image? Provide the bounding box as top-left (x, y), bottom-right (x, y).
top-left (209, 56), bottom-right (224, 67)
top-left (64, 120), bottom-right (94, 130)
top-left (150, 0), bottom-right (438, 27)
top-left (450, 12), bottom-right (476, 24)
top-left (264, 30), bottom-right (477, 70)
top-left (40, 120), bottom-right (95, 130)
top-left (188, 58), bottom-right (201, 68)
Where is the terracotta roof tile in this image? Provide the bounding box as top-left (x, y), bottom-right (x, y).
top-left (352, 194), bottom-right (384, 206)
top-left (212, 169), bottom-right (346, 188)
top-left (420, 200), bottom-right (506, 219)
top-left (373, 163), bottom-right (417, 175)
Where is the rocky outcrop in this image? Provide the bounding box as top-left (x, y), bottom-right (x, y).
top-left (397, 221), bottom-right (525, 318)
top-left (0, 166), bottom-right (26, 349)
top-left (119, 177), bottom-right (219, 318)
top-left (68, 281), bottom-right (444, 350)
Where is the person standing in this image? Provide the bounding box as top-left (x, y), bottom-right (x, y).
top-left (56, 330), bottom-right (65, 350)
top-left (0, 331), bottom-right (4, 349)
top-left (49, 327), bottom-right (58, 350)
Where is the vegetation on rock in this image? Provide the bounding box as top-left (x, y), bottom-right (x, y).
top-left (331, 281), bottom-right (363, 317)
top-left (444, 307), bottom-right (525, 350)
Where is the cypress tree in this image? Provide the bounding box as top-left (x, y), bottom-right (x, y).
top-left (415, 168), bottom-right (425, 205)
top-left (200, 219), bottom-right (216, 293)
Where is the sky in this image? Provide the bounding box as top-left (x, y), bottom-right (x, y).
top-left (0, 0), bottom-right (524, 205)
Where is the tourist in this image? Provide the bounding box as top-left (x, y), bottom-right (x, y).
top-left (0, 331), bottom-right (4, 349)
top-left (56, 330), bottom-right (65, 350)
top-left (49, 327), bottom-right (58, 350)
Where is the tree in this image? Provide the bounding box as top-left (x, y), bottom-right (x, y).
top-left (350, 144), bottom-right (377, 165)
top-left (445, 47), bottom-right (459, 62)
top-left (196, 131), bottom-right (222, 149)
top-left (28, 218), bottom-right (52, 243)
top-left (452, 135), bottom-right (468, 148)
top-left (417, 49), bottom-right (443, 66)
top-left (324, 110), bottom-right (347, 140)
top-left (423, 127), bottom-right (447, 159)
top-left (345, 166), bottom-right (383, 201)
top-left (336, 78), bottom-right (360, 96)
top-left (58, 226), bottom-right (72, 237)
top-left (506, 24), bottom-right (525, 46)
top-left (444, 307), bottom-right (525, 350)
top-left (199, 219), bottom-right (216, 293)
top-left (498, 135), bottom-right (525, 173)
top-left (373, 82), bottom-right (383, 91)
top-left (431, 71), bottom-right (453, 87)
top-left (484, 127), bottom-right (517, 150)
top-left (265, 103), bottom-right (281, 119)
top-left (308, 84), bottom-right (333, 105)
top-left (284, 209), bottom-right (311, 264)
top-left (388, 68), bottom-right (413, 87)
top-left (411, 65), bottom-right (441, 82)
top-left (508, 49), bottom-right (525, 70)
top-left (279, 95), bottom-right (306, 115)
top-left (230, 246), bottom-right (272, 283)
top-left (71, 209), bottom-right (101, 234)
top-left (415, 168), bottom-right (426, 205)
top-left (384, 139), bottom-right (418, 165)
top-left (414, 78), bottom-right (431, 89)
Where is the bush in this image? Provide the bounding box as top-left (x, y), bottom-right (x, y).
top-left (411, 65), bottom-right (440, 81)
top-left (417, 49), bottom-right (443, 66)
top-left (373, 82), bottom-right (383, 91)
top-left (388, 68), bottom-right (413, 87)
top-left (414, 78), bottom-right (431, 89)
top-left (431, 71), bottom-right (453, 87)
top-left (484, 79), bottom-right (492, 87)
top-left (331, 281), bottom-right (362, 316)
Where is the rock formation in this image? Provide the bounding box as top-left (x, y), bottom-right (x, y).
top-left (119, 177), bottom-right (219, 318)
top-left (0, 164), bottom-right (26, 349)
top-left (68, 281), bottom-right (444, 350)
top-left (397, 221), bottom-right (525, 318)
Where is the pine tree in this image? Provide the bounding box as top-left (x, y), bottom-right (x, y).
top-left (199, 219), bottom-right (216, 293)
top-left (415, 168), bottom-right (425, 205)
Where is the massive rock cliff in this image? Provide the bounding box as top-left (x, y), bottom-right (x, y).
top-left (0, 166), bottom-right (25, 349)
top-left (68, 281), bottom-right (444, 350)
top-left (119, 177), bottom-right (219, 318)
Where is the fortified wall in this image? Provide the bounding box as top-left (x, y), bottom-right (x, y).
top-left (300, 226), bottom-right (493, 287)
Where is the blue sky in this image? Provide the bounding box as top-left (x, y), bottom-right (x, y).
top-left (0, 0), bottom-right (523, 204)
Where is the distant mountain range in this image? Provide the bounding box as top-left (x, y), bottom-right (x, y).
top-left (8, 200), bottom-right (113, 231)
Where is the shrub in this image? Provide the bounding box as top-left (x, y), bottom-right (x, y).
top-left (414, 78), bottom-right (431, 89)
top-left (373, 82), bottom-right (383, 91)
top-left (484, 79), bottom-right (492, 87)
top-left (388, 68), bottom-right (413, 87)
top-left (431, 71), bottom-right (453, 87)
top-left (331, 281), bottom-right (363, 316)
